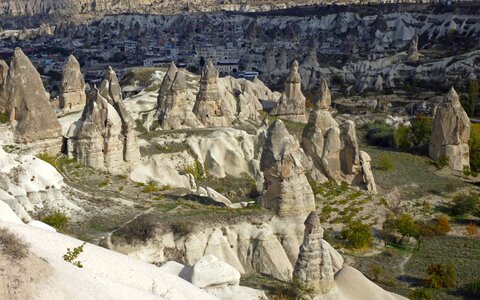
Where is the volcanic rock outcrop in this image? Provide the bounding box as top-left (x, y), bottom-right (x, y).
top-left (156, 63), bottom-right (202, 130)
top-left (0, 59), bottom-right (8, 112)
top-left (302, 83), bottom-right (377, 193)
top-left (407, 34), bottom-right (420, 63)
top-left (98, 66), bottom-right (141, 163)
top-left (293, 212), bottom-right (337, 295)
top-left (314, 78), bottom-right (332, 110)
top-left (59, 55), bottom-right (86, 111)
top-left (66, 67), bottom-right (140, 171)
top-left (429, 87), bottom-right (470, 171)
top-left (271, 61), bottom-right (307, 123)
top-left (193, 60), bottom-right (231, 127)
top-left (3, 48), bottom-right (62, 143)
top-left (260, 120), bottom-right (315, 219)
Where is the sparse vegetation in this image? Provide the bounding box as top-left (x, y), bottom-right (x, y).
top-left (469, 123), bottom-right (480, 173)
top-left (434, 215), bottom-right (451, 235)
top-left (342, 220), bottom-right (372, 249)
top-left (466, 223), bottom-right (478, 237)
top-left (42, 211), bottom-right (70, 231)
top-left (394, 213), bottom-right (419, 244)
top-left (0, 112), bottom-right (7, 123)
top-left (184, 159), bottom-right (204, 180)
top-left (62, 242), bottom-right (86, 268)
top-left (433, 155), bottom-right (449, 170)
top-left (170, 221), bottom-right (192, 236)
top-left (0, 227), bottom-right (30, 259)
top-left (451, 192), bottom-right (480, 217)
top-left (425, 263), bottom-right (456, 289)
top-left (142, 181), bottom-right (159, 193)
top-left (377, 154), bottom-right (394, 171)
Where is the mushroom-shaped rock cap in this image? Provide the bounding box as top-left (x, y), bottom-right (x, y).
top-left (287, 60), bottom-right (301, 83)
top-left (445, 87), bottom-right (459, 104)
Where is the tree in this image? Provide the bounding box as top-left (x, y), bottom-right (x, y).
top-left (466, 223), bottom-right (478, 237)
top-left (342, 221), bottom-right (372, 249)
top-left (425, 263), bottom-right (456, 289)
top-left (469, 124), bottom-right (480, 173)
top-left (435, 215), bottom-right (451, 234)
top-left (468, 79), bottom-right (479, 117)
top-left (395, 213), bottom-right (419, 243)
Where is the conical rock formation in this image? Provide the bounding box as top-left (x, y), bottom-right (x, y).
top-left (4, 48), bottom-right (62, 143)
top-left (59, 55), bottom-right (86, 111)
top-left (429, 87), bottom-right (470, 171)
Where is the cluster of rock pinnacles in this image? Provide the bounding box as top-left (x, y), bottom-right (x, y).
top-left (0, 46), bottom-right (472, 298)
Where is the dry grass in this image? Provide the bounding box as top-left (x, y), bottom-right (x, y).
top-left (0, 227), bottom-right (30, 259)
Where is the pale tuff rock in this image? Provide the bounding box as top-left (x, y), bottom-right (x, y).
top-left (359, 151), bottom-right (377, 194)
top-left (293, 212), bottom-right (336, 295)
top-left (313, 78), bottom-right (332, 110)
top-left (260, 120), bottom-right (315, 219)
top-left (4, 48), bottom-right (62, 143)
top-left (407, 34), bottom-right (420, 63)
top-left (271, 61), bottom-right (307, 123)
top-left (0, 147), bottom-right (79, 222)
top-left (160, 255), bottom-right (267, 300)
top-left (66, 87), bottom-right (138, 172)
top-left (98, 66), bottom-right (141, 163)
top-left (374, 74), bottom-right (384, 91)
top-left (59, 55), bottom-right (86, 111)
top-left (302, 38), bottom-right (320, 69)
top-left (429, 87), bottom-right (470, 171)
top-left (302, 107), bottom-right (377, 193)
top-left (193, 60), bottom-right (231, 127)
top-left (0, 59), bottom-right (8, 112)
top-left (156, 63), bottom-right (202, 130)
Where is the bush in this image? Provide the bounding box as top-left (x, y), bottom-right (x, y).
top-left (342, 221), bottom-right (372, 249)
top-left (0, 112), bottom-right (7, 123)
top-left (377, 154), bottom-right (394, 171)
top-left (142, 181), bottom-right (159, 193)
top-left (425, 263), bottom-right (456, 289)
top-left (42, 211), bottom-right (70, 231)
top-left (466, 223), bottom-right (478, 237)
top-left (434, 215), bottom-right (451, 234)
top-left (364, 121), bottom-right (397, 148)
top-left (62, 242), bottom-right (86, 268)
top-left (433, 155), bottom-right (449, 170)
top-left (395, 213), bottom-right (419, 243)
top-left (451, 193), bottom-right (480, 216)
top-left (469, 124), bottom-right (480, 173)
top-left (170, 221), bottom-right (191, 236)
top-left (409, 288), bottom-right (433, 300)
top-left (0, 227), bottom-right (30, 259)
top-left (184, 159), bottom-right (204, 180)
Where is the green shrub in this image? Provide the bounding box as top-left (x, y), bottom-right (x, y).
top-left (170, 221), bottom-right (191, 236)
top-left (451, 192), bottom-right (480, 216)
top-left (98, 179), bottom-right (109, 188)
top-left (469, 123), bottom-right (480, 172)
top-left (42, 211), bottom-right (69, 231)
top-left (434, 215), bottom-right (451, 234)
top-left (409, 288), bottom-right (433, 300)
top-left (377, 154), bottom-right (394, 171)
top-left (425, 263), bottom-right (456, 289)
top-left (184, 159), bottom-right (204, 180)
top-left (342, 221), bottom-right (372, 249)
top-left (0, 112), bottom-right (7, 123)
top-left (62, 242), bottom-right (86, 268)
top-left (364, 121), bottom-right (397, 148)
top-left (395, 125), bottom-right (412, 149)
top-left (395, 213), bottom-right (419, 243)
top-left (142, 181), bottom-right (159, 193)
top-left (410, 115), bottom-right (432, 146)
top-left (433, 155), bottom-right (449, 170)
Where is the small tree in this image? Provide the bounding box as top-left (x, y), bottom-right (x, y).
top-left (451, 193), bottom-right (480, 216)
top-left (467, 79), bottom-right (479, 117)
top-left (63, 242), bottom-right (86, 268)
top-left (466, 223), bottom-right (478, 237)
top-left (425, 263), bottom-right (456, 289)
top-left (469, 124), bottom-right (480, 173)
top-left (395, 213), bottom-right (419, 243)
top-left (342, 221), bottom-right (372, 249)
top-left (435, 215), bottom-right (451, 234)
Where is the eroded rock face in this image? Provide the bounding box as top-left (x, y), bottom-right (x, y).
top-left (314, 78), bottom-right (331, 110)
top-left (271, 61), bottom-right (307, 123)
top-left (98, 66), bottom-right (141, 163)
top-left (66, 86), bottom-right (138, 172)
top-left (59, 55), bottom-right (86, 110)
top-left (429, 87), bottom-right (470, 171)
top-left (193, 60), bottom-right (231, 127)
top-left (0, 59), bottom-right (8, 112)
top-left (156, 63), bottom-right (202, 130)
top-left (407, 34), bottom-right (420, 63)
top-left (302, 94), bottom-right (377, 193)
top-left (260, 120), bottom-right (315, 219)
top-left (4, 48), bottom-right (62, 143)
top-left (293, 212), bottom-right (336, 294)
